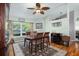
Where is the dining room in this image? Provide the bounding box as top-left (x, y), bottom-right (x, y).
top-left (0, 3), bottom-right (79, 56)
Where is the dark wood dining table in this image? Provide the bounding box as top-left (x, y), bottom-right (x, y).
top-left (24, 35), bottom-right (44, 55)
top-left (24, 34), bottom-right (50, 55)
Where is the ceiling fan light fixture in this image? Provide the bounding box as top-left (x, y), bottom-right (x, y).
top-left (27, 3), bottom-right (50, 15)
top-left (36, 9), bottom-right (41, 13)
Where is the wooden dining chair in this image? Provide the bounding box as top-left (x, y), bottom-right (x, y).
top-left (36, 33), bottom-right (44, 50)
top-left (26, 32), bottom-right (30, 36)
top-left (30, 33), bottom-right (43, 55)
top-left (43, 32), bottom-right (50, 51)
top-left (24, 32), bottom-right (30, 47)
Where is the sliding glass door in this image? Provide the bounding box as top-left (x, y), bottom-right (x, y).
top-left (12, 21), bottom-right (33, 36)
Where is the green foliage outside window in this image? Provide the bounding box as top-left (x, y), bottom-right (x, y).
top-left (22, 22), bottom-right (32, 32)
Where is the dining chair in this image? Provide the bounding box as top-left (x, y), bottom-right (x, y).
top-left (24, 32), bottom-right (30, 47)
top-left (26, 32), bottom-right (30, 35)
top-left (30, 33), bottom-right (43, 55)
top-left (43, 32), bottom-right (50, 51)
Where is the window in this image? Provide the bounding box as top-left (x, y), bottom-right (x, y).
top-left (13, 22), bottom-right (20, 36)
top-left (77, 17), bottom-right (79, 21)
top-left (52, 22), bottom-right (62, 27)
top-left (22, 22), bottom-right (33, 35)
top-left (12, 22), bottom-right (33, 36)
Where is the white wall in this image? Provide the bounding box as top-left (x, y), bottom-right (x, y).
top-left (74, 9), bottom-right (79, 31)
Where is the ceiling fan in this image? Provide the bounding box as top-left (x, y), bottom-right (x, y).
top-left (27, 3), bottom-right (50, 14)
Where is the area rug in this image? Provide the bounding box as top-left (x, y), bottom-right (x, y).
top-left (13, 42), bottom-right (67, 56)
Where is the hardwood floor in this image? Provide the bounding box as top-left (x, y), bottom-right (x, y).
top-left (7, 41), bottom-right (79, 56)
top-left (50, 41), bottom-right (79, 56)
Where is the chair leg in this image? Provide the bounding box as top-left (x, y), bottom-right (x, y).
top-left (35, 44), bottom-right (37, 55)
top-left (31, 42), bottom-right (33, 55)
top-left (45, 38), bottom-right (49, 52)
top-left (29, 41), bottom-right (33, 55)
top-left (29, 42), bottom-right (31, 55)
top-left (24, 39), bottom-right (26, 47)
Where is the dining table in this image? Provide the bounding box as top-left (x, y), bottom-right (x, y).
top-left (24, 35), bottom-right (44, 55)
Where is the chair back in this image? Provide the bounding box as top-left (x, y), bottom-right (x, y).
top-left (44, 32), bottom-right (49, 37)
top-left (26, 32), bottom-right (30, 35)
top-left (32, 33), bottom-right (43, 45)
top-left (37, 33), bottom-right (43, 38)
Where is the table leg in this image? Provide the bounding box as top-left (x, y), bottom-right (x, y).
top-left (24, 38), bottom-right (26, 47)
top-left (29, 42), bottom-right (31, 55)
top-left (30, 41), bottom-right (33, 55)
top-left (35, 41), bottom-right (37, 55)
top-left (29, 41), bottom-right (33, 55)
top-left (42, 38), bottom-right (44, 52)
top-left (46, 38), bottom-right (49, 50)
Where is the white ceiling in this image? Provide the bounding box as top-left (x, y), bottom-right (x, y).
top-left (9, 3), bottom-right (79, 20)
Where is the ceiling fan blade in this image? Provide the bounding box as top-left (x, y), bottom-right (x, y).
top-left (42, 7), bottom-right (50, 10)
top-left (36, 3), bottom-right (41, 8)
top-left (27, 8), bottom-right (35, 10)
top-left (40, 11), bottom-right (44, 14)
top-left (33, 11), bottom-right (36, 14)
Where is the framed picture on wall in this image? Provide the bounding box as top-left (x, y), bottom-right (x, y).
top-left (36, 23), bottom-right (43, 29)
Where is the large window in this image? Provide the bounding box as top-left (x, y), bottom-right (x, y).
top-left (13, 22), bottom-right (20, 36)
top-left (12, 22), bottom-right (33, 36)
top-left (22, 22), bottom-right (33, 35)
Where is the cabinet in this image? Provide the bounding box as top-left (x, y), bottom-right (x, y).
top-left (62, 36), bottom-right (70, 47)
